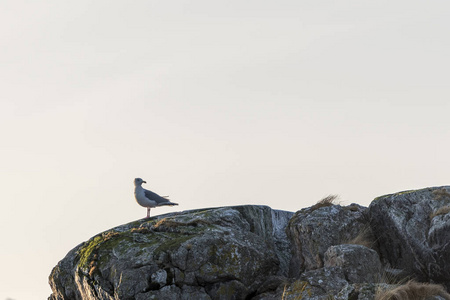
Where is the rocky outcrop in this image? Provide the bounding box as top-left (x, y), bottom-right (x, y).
top-left (286, 202), bottom-right (367, 277)
top-left (324, 244), bottom-right (382, 284)
top-left (368, 186), bottom-right (450, 290)
top-left (49, 186), bottom-right (450, 300)
top-left (49, 205), bottom-right (293, 300)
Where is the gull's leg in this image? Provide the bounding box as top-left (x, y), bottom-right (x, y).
top-left (147, 207), bottom-right (150, 218)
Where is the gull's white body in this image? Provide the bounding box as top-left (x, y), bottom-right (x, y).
top-left (133, 178), bottom-right (178, 218)
top-left (134, 184), bottom-right (157, 207)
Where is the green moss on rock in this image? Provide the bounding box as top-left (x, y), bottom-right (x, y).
top-left (154, 233), bottom-right (193, 254)
top-left (77, 235), bottom-right (105, 270)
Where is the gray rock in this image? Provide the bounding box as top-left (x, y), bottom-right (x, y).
top-left (136, 285), bottom-right (181, 300)
top-left (255, 268), bottom-right (349, 299)
top-left (151, 269), bottom-right (168, 287)
top-left (48, 245), bottom-right (85, 300)
top-left (256, 275), bottom-right (288, 295)
top-left (369, 186), bottom-right (450, 289)
top-left (49, 187), bottom-right (450, 300)
top-left (335, 283), bottom-right (388, 300)
top-left (206, 280), bottom-right (248, 300)
top-left (324, 244), bottom-right (382, 283)
top-left (180, 286), bottom-right (212, 300)
top-left (274, 281), bottom-right (395, 300)
top-left (286, 203), bottom-right (367, 276)
top-left (277, 280), bottom-right (317, 300)
top-left (48, 205), bottom-right (293, 300)
top-left (300, 267), bottom-right (348, 294)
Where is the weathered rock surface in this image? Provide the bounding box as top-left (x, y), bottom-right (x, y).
top-left (286, 203), bottom-right (367, 276)
top-left (49, 186), bottom-right (450, 299)
top-left (369, 186), bottom-right (450, 290)
top-left (49, 205), bottom-right (293, 300)
top-left (324, 244), bottom-right (382, 283)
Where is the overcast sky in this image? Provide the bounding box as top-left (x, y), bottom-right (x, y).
top-left (1, 1), bottom-right (450, 299)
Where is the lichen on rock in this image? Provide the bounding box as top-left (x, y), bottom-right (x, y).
top-left (49, 187), bottom-right (450, 300)
top-left (49, 205), bottom-right (293, 300)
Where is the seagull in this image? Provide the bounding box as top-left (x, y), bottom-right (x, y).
top-left (134, 178), bottom-right (178, 218)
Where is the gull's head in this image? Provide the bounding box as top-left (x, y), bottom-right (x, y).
top-left (134, 178), bottom-right (147, 186)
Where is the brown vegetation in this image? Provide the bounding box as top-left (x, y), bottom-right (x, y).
top-left (375, 280), bottom-right (450, 300)
top-left (310, 195), bottom-right (339, 211)
top-left (151, 217), bottom-right (212, 233)
top-left (153, 218), bottom-right (181, 229)
top-left (346, 224), bottom-right (376, 249)
top-left (432, 188), bottom-right (450, 200)
top-left (130, 227), bottom-right (153, 234)
top-left (430, 206), bottom-right (450, 219)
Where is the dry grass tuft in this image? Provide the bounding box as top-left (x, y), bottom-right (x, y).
top-left (88, 264), bottom-right (97, 277)
top-left (376, 268), bottom-right (411, 286)
top-left (130, 227), bottom-right (153, 234)
top-left (153, 218), bottom-right (180, 229)
top-left (346, 224), bottom-right (376, 249)
top-left (430, 206), bottom-right (450, 219)
top-left (311, 195), bottom-right (339, 211)
top-left (102, 231), bottom-right (120, 240)
top-left (432, 188), bottom-right (450, 200)
top-left (375, 280), bottom-right (450, 300)
top-left (281, 281), bottom-right (309, 300)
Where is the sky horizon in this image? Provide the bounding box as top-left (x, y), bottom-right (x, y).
top-left (2, 1), bottom-right (450, 299)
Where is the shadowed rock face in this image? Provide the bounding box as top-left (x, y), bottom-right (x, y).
top-left (49, 188), bottom-right (450, 299)
top-left (368, 186), bottom-right (450, 290)
top-left (48, 205), bottom-right (293, 300)
top-left (286, 203), bottom-right (367, 277)
top-left (324, 244), bottom-right (382, 283)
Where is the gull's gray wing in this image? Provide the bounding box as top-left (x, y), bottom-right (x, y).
top-left (144, 188), bottom-right (171, 205)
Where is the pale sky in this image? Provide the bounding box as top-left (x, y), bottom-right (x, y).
top-left (1, 1), bottom-right (450, 299)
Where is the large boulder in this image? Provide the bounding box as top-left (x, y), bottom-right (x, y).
top-left (286, 203), bottom-right (367, 277)
top-left (48, 205), bottom-right (293, 300)
top-left (49, 186), bottom-right (450, 300)
top-left (324, 244), bottom-right (382, 283)
top-left (257, 244), bottom-right (383, 300)
top-left (369, 186), bottom-right (450, 289)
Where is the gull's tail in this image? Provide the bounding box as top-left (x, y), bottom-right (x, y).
top-left (158, 201), bottom-right (179, 207)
